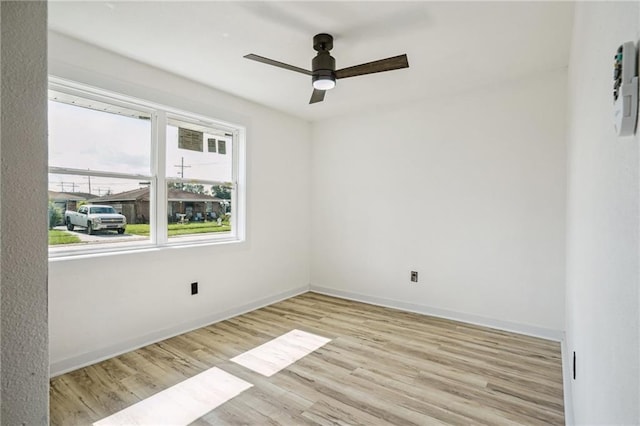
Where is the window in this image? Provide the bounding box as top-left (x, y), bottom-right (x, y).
top-left (48, 78), bottom-right (245, 256)
top-left (165, 116), bottom-right (234, 241)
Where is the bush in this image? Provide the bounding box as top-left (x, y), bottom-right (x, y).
top-left (48, 202), bottom-right (63, 230)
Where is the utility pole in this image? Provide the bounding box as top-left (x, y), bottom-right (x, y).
top-left (57, 182), bottom-right (77, 192)
top-left (174, 157), bottom-right (191, 191)
top-left (86, 173), bottom-right (92, 195)
top-left (174, 157), bottom-right (191, 178)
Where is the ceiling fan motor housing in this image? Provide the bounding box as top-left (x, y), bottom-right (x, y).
top-left (312, 52), bottom-right (335, 82)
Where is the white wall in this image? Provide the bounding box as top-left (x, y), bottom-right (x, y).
top-left (48, 33), bottom-right (311, 375)
top-left (311, 70), bottom-right (567, 337)
top-left (0, 2), bottom-right (49, 423)
top-left (565, 3), bottom-right (640, 424)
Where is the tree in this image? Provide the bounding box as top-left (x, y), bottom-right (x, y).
top-left (48, 201), bottom-right (63, 229)
top-left (211, 185), bottom-right (231, 199)
top-left (169, 182), bottom-right (206, 194)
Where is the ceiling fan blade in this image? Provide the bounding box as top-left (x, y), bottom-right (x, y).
top-left (309, 89), bottom-right (326, 104)
top-left (335, 54), bottom-right (409, 79)
top-left (244, 54), bottom-right (312, 76)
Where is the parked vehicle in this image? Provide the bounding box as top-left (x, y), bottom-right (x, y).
top-left (65, 205), bottom-right (126, 235)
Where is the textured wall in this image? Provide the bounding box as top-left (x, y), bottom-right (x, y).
top-left (0, 2), bottom-right (49, 423)
top-left (565, 2), bottom-right (640, 424)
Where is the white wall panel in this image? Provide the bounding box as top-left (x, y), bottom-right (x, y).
top-left (565, 3), bottom-right (640, 424)
top-left (311, 70), bottom-right (567, 335)
top-left (48, 33), bottom-right (311, 375)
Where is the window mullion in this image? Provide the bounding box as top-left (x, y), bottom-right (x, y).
top-left (234, 129), bottom-right (245, 241)
top-left (155, 111), bottom-right (168, 245)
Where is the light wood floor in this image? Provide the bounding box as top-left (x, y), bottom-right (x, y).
top-left (50, 292), bottom-right (565, 425)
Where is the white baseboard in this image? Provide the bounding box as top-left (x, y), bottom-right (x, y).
top-left (560, 338), bottom-right (575, 425)
top-left (310, 286), bottom-right (564, 341)
top-left (50, 285), bottom-right (310, 377)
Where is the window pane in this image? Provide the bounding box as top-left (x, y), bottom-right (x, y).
top-left (166, 118), bottom-right (233, 182)
top-left (166, 182), bottom-right (232, 240)
top-left (48, 98), bottom-right (151, 175)
top-left (48, 173), bottom-right (151, 252)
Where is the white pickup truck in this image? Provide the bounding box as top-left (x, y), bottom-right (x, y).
top-left (65, 204), bottom-right (127, 235)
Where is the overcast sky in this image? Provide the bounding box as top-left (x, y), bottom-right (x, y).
top-left (48, 100), bottom-right (232, 195)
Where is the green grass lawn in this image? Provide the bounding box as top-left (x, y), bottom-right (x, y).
top-left (48, 229), bottom-right (82, 245)
top-left (126, 221), bottom-right (231, 237)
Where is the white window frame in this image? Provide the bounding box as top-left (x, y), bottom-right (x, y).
top-left (48, 77), bottom-right (246, 258)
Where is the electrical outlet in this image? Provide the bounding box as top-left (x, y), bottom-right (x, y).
top-left (191, 282), bottom-right (198, 295)
top-left (410, 271), bottom-right (418, 282)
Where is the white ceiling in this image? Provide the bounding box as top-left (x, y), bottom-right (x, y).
top-left (48, 1), bottom-right (574, 122)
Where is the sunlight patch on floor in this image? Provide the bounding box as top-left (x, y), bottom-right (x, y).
top-left (93, 329), bottom-right (330, 425)
top-left (93, 367), bottom-right (252, 426)
top-left (231, 329), bottom-right (331, 377)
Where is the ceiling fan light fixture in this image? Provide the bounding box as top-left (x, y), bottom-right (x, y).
top-left (313, 76), bottom-right (336, 90)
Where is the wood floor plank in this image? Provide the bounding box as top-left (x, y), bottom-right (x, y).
top-left (50, 292), bottom-right (564, 425)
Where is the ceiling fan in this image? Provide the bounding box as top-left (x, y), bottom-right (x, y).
top-left (244, 33), bottom-right (409, 104)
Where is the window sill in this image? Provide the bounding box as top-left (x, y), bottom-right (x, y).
top-left (48, 234), bottom-right (244, 262)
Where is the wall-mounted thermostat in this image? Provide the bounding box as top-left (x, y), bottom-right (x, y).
top-left (613, 41), bottom-right (638, 136)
